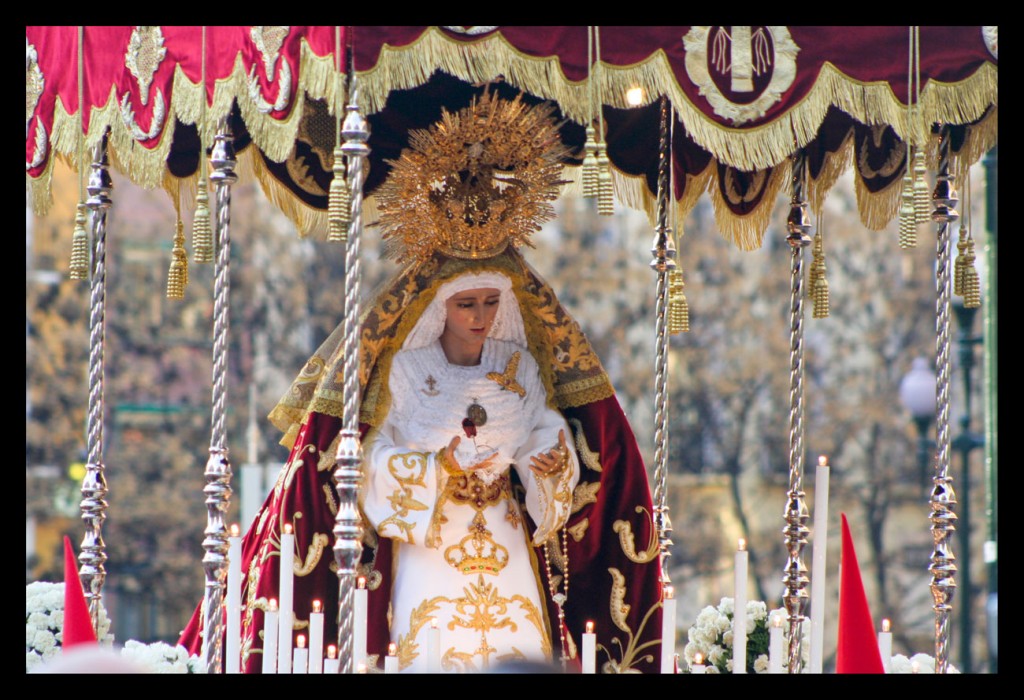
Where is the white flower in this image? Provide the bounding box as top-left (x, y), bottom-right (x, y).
top-left (718, 597), bottom-right (734, 616)
top-left (747, 600), bottom-right (767, 622)
top-left (753, 654), bottom-right (770, 674)
top-left (26, 652), bottom-right (42, 672)
top-left (705, 665), bottom-right (720, 674)
top-left (34, 630), bottom-right (56, 655)
top-left (722, 629), bottom-right (733, 647)
top-left (707, 645), bottom-right (726, 666)
top-left (121, 641), bottom-right (199, 674)
top-left (27, 612), bottom-right (50, 629)
top-left (725, 657), bottom-right (733, 673)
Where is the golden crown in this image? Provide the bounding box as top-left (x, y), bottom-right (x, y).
top-left (374, 90), bottom-right (570, 264)
top-left (444, 526), bottom-right (510, 576)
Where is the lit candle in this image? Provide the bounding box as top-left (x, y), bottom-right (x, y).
top-left (878, 619), bottom-right (893, 673)
top-left (354, 576), bottom-right (368, 669)
top-left (427, 617), bottom-right (441, 673)
top-left (661, 586), bottom-right (677, 673)
top-left (293, 634), bottom-right (308, 674)
top-left (261, 599), bottom-right (279, 674)
top-left (733, 538), bottom-right (748, 674)
top-left (308, 600), bottom-right (324, 674)
top-left (809, 455), bottom-right (831, 674)
top-left (323, 644), bottom-right (339, 674)
top-left (226, 523), bottom-right (242, 674)
top-left (385, 642), bottom-right (399, 674)
top-left (357, 662), bottom-right (368, 674)
top-left (582, 620), bottom-right (597, 674)
top-left (278, 524), bottom-right (295, 674)
top-left (690, 652), bottom-right (706, 674)
top-left (911, 660), bottom-right (920, 674)
top-left (768, 613), bottom-right (784, 674)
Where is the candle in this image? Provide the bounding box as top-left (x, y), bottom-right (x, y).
top-left (911, 660), bottom-right (920, 674)
top-left (385, 642), bottom-right (399, 674)
top-left (357, 662), bottom-right (368, 674)
top-left (308, 600), bottom-right (324, 674)
top-left (582, 620), bottom-right (597, 674)
top-left (733, 538), bottom-right (748, 674)
top-left (278, 524), bottom-right (295, 674)
top-left (809, 455), bottom-right (831, 674)
top-left (354, 576), bottom-right (368, 669)
top-left (324, 645), bottom-right (339, 674)
top-left (878, 619), bottom-right (893, 673)
top-left (661, 586), bottom-right (677, 673)
top-left (226, 524), bottom-right (242, 674)
top-left (293, 634), bottom-right (308, 674)
top-left (691, 652), bottom-right (706, 674)
top-left (768, 613), bottom-right (784, 674)
top-left (426, 617), bottom-right (441, 673)
top-left (261, 599), bottom-right (279, 674)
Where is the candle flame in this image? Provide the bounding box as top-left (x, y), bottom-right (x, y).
top-left (738, 538), bottom-right (746, 551)
top-left (357, 576), bottom-right (366, 590)
top-left (297, 634), bottom-right (306, 648)
top-left (694, 652), bottom-right (704, 665)
top-left (882, 618), bottom-right (891, 633)
top-left (269, 598), bottom-right (278, 612)
top-left (626, 87), bottom-right (644, 106)
top-left (284, 523), bottom-right (293, 534)
top-left (388, 642), bottom-right (397, 656)
top-left (357, 662), bottom-right (367, 674)
top-left (313, 599), bottom-right (322, 613)
top-left (327, 644), bottom-right (337, 659)
top-left (586, 621), bottom-right (594, 634)
top-left (664, 585), bottom-right (674, 600)
top-left (772, 613), bottom-right (784, 628)
top-left (430, 617), bottom-right (438, 629)
top-left (230, 523), bottom-right (240, 537)
top-left (911, 661), bottom-right (920, 674)
top-left (818, 455), bottom-right (828, 467)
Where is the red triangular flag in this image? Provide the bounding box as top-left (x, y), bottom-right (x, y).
top-left (836, 514), bottom-right (884, 673)
top-left (62, 536), bottom-right (98, 648)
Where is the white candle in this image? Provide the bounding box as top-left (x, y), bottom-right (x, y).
top-left (324, 645), bottom-right (339, 674)
top-left (293, 635), bottom-right (308, 674)
top-left (384, 642), bottom-right (399, 674)
top-left (427, 617), bottom-right (441, 673)
top-left (278, 525), bottom-right (295, 674)
top-left (690, 652), bottom-right (706, 674)
top-left (768, 613), bottom-right (784, 674)
top-left (226, 524), bottom-right (242, 674)
top-left (582, 620), bottom-right (597, 674)
top-left (261, 599), bottom-right (279, 674)
top-left (809, 455), bottom-right (831, 674)
top-left (354, 577), bottom-right (368, 669)
top-left (661, 586), bottom-right (677, 673)
top-left (308, 600), bottom-right (324, 674)
top-left (878, 619), bottom-right (893, 673)
top-left (733, 538), bottom-right (748, 674)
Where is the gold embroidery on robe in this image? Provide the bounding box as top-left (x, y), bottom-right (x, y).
top-left (613, 507), bottom-right (659, 564)
top-left (378, 451), bottom-right (430, 543)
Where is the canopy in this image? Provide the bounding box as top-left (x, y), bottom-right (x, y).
top-left (26, 26), bottom-right (997, 249)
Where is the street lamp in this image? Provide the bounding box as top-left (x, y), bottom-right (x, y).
top-left (951, 295), bottom-right (985, 675)
top-left (899, 357), bottom-right (936, 496)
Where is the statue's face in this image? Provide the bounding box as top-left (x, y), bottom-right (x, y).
top-left (442, 287), bottom-right (501, 354)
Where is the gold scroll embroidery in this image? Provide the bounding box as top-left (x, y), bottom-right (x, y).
top-left (612, 507), bottom-right (659, 564)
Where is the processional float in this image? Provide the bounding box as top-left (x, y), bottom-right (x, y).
top-left (25, 26), bottom-right (997, 673)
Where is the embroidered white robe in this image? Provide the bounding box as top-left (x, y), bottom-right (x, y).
top-left (360, 338), bottom-right (579, 672)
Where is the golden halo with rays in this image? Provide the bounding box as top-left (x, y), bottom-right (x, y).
top-left (374, 90), bottom-right (571, 264)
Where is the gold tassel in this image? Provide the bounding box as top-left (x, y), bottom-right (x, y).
top-left (954, 226), bottom-right (968, 297)
top-left (192, 177), bottom-right (214, 263)
top-left (668, 268), bottom-right (690, 334)
top-left (912, 147), bottom-right (931, 225)
top-left (166, 218), bottom-right (188, 300)
top-left (581, 125), bottom-right (599, 198)
top-left (596, 144), bottom-right (614, 215)
top-left (327, 146), bottom-right (350, 242)
top-left (811, 231), bottom-right (830, 319)
top-left (962, 236), bottom-right (981, 309)
top-left (68, 202), bottom-right (90, 280)
top-left (898, 171), bottom-right (917, 249)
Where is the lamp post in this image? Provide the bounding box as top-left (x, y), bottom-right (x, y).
top-left (951, 296), bottom-right (984, 675)
top-left (899, 357), bottom-right (936, 497)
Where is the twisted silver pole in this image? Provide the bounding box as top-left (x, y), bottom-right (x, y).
top-left (782, 149), bottom-right (812, 674)
top-left (649, 96), bottom-right (676, 586)
top-left (201, 118), bottom-right (237, 674)
top-left (929, 126), bottom-right (959, 674)
top-left (80, 132), bottom-right (112, 631)
top-left (333, 74), bottom-right (369, 674)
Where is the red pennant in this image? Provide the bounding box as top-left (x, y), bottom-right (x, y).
top-left (835, 514), bottom-right (884, 673)
top-left (62, 536), bottom-right (98, 648)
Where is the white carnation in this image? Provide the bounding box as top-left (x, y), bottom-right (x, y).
top-left (753, 654), bottom-right (770, 674)
top-left (718, 597), bottom-right (734, 616)
top-left (705, 664), bottom-right (720, 674)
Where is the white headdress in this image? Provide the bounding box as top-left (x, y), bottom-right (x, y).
top-left (401, 271), bottom-right (527, 351)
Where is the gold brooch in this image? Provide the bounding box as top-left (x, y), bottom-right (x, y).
top-left (487, 351), bottom-right (526, 398)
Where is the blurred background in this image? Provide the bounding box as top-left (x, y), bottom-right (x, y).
top-left (26, 150), bottom-right (997, 672)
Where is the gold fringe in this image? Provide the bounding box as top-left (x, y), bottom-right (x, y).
top-left (581, 125), bottom-right (599, 198)
top-left (596, 145), bottom-right (614, 215)
top-left (912, 148), bottom-right (931, 225)
top-left (810, 232), bottom-right (830, 319)
top-left (854, 164), bottom-right (904, 232)
top-left (166, 218), bottom-right (188, 300)
top-left (248, 147), bottom-right (329, 237)
top-left (954, 227), bottom-right (968, 296)
top-left (898, 173), bottom-right (918, 249)
top-left (192, 177), bottom-right (214, 263)
top-left (807, 133), bottom-right (854, 218)
top-left (962, 237), bottom-right (981, 309)
top-left (327, 146), bottom-right (350, 241)
top-left (68, 202), bottom-right (90, 280)
top-left (668, 269), bottom-right (690, 334)
top-left (706, 162), bottom-right (788, 251)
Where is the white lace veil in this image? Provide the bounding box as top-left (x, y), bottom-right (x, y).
top-left (401, 271), bottom-right (527, 351)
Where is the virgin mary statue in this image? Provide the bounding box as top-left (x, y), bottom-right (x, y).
top-left (181, 91), bottom-right (665, 673)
